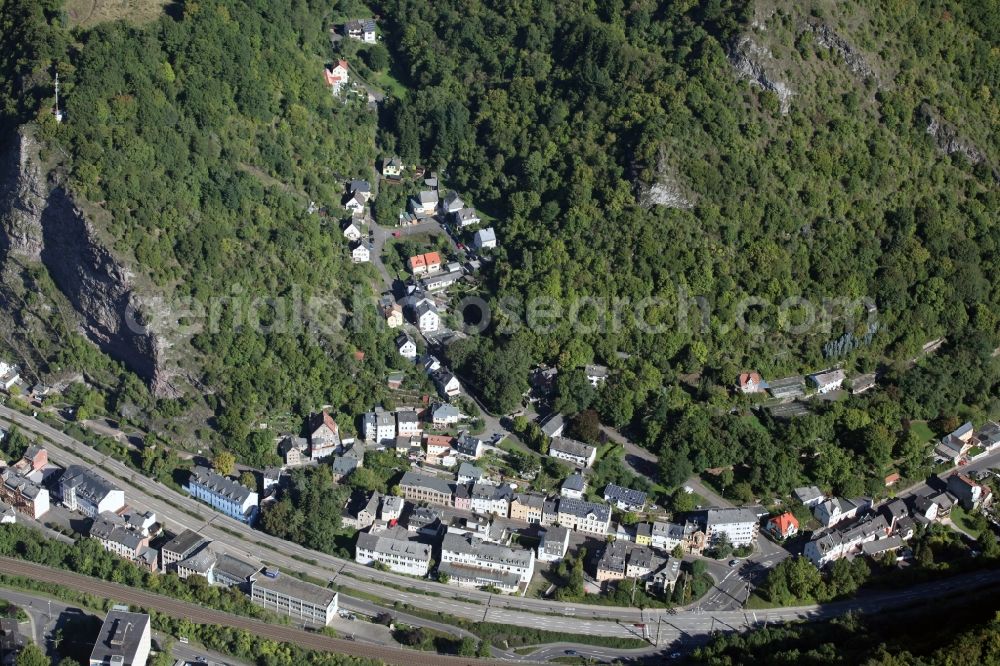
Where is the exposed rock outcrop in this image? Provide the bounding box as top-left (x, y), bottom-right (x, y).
top-left (802, 20), bottom-right (876, 81)
top-left (0, 132), bottom-right (45, 261)
top-left (638, 149), bottom-right (694, 210)
top-left (919, 104), bottom-right (988, 166)
top-left (728, 35), bottom-right (795, 114)
top-left (0, 128), bottom-right (176, 397)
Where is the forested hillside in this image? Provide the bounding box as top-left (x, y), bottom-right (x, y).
top-left (0, 0), bottom-right (394, 458)
top-left (377, 0), bottom-right (999, 495)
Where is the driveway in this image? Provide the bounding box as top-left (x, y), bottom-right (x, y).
top-left (370, 218), bottom-right (457, 295)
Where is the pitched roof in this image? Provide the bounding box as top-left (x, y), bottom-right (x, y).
top-left (549, 437), bottom-right (595, 459)
top-left (768, 512), bottom-right (799, 534)
top-left (562, 473), bottom-right (586, 492)
top-left (400, 470), bottom-right (452, 496)
top-left (603, 483), bottom-right (647, 507)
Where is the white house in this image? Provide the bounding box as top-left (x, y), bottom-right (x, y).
top-left (473, 227), bottom-right (497, 250)
top-left (432, 403), bottom-right (464, 425)
top-left (410, 190), bottom-right (439, 216)
top-left (324, 60), bottom-right (349, 94)
top-left (453, 207), bottom-right (480, 227)
top-left (556, 498), bottom-right (611, 536)
top-left (416, 301), bottom-right (440, 333)
top-left (187, 466), bottom-right (259, 524)
top-left (440, 533), bottom-right (535, 590)
top-left (396, 410), bottom-right (421, 437)
top-left (343, 220), bottom-right (362, 241)
top-left (537, 526), bottom-right (571, 562)
top-left (435, 371), bottom-right (461, 398)
top-left (344, 18), bottom-right (376, 43)
top-left (350, 179), bottom-right (372, 202)
top-left (344, 191), bottom-right (365, 213)
top-left (704, 508), bottom-right (759, 547)
top-left (59, 466), bottom-right (124, 518)
top-left (89, 607), bottom-right (151, 666)
top-left (355, 526), bottom-right (432, 576)
top-left (560, 473), bottom-right (587, 500)
top-left (584, 364), bottom-right (609, 387)
top-left (814, 497), bottom-right (870, 528)
top-left (351, 241), bottom-right (371, 263)
top-left (396, 333), bottom-right (417, 359)
top-left (810, 369), bottom-right (846, 394)
top-left (548, 437), bottom-right (597, 468)
top-left (363, 409), bottom-right (396, 444)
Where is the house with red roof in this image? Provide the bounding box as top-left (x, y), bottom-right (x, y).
top-left (736, 372), bottom-right (767, 394)
top-left (766, 512), bottom-right (799, 539)
top-left (324, 60), bottom-right (349, 93)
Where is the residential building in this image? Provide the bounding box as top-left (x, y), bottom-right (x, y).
top-left (937, 422), bottom-right (975, 463)
top-left (442, 191), bottom-right (465, 214)
top-left (17, 445), bottom-right (47, 473)
top-left (509, 493), bottom-right (544, 523)
top-left (793, 485), bottom-right (825, 507)
top-left (470, 482), bottom-right (513, 516)
top-left (549, 437), bottom-right (597, 468)
top-left (814, 497), bottom-right (870, 528)
top-left (879, 499), bottom-right (909, 531)
top-left (767, 376), bottom-right (805, 399)
top-left (355, 526), bottom-right (432, 576)
top-left (539, 413), bottom-right (565, 438)
top-left (595, 540), bottom-right (627, 582)
top-left (432, 403), bottom-right (464, 425)
top-left (537, 525), bottom-right (570, 562)
top-left (651, 520), bottom-right (705, 554)
top-left (736, 372), bottom-right (766, 394)
top-left (341, 491), bottom-right (381, 530)
top-left (342, 219), bottom-right (362, 241)
top-left (453, 207), bottom-right (480, 227)
top-left (88, 606), bottom-right (150, 666)
top-left (407, 506), bottom-right (444, 537)
top-left (542, 499), bottom-right (559, 526)
top-left (635, 522), bottom-right (652, 546)
top-left (308, 411), bottom-right (342, 460)
top-left (344, 18), bottom-right (376, 43)
top-left (396, 410), bottom-right (421, 437)
top-left (0, 469), bottom-right (49, 519)
top-left (387, 371), bottom-right (405, 389)
top-left (803, 515), bottom-right (890, 567)
top-left (557, 498), bottom-right (611, 535)
top-left (251, 572), bottom-right (339, 626)
top-left (323, 60), bottom-right (349, 93)
top-left (976, 421), bottom-right (1000, 451)
top-left (382, 155), bottom-right (404, 180)
top-left (810, 369), bottom-right (846, 394)
top-left (421, 267), bottom-right (463, 292)
top-left (351, 240), bottom-right (371, 263)
top-left (365, 409), bottom-right (396, 444)
top-left (408, 251), bottom-right (442, 275)
top-left (59, 465), bottom-right (124, 518)
top-left (645, 556), bottom-right (682, 595)
top-left (452, 483), bottom-right (471, 511)
top-left (160, 529), bottom-right (207, 573)
top-left (704, 508), bottom-right (760, 547)
top-left (862, 535), bottom-right (904, 559)
top-left (560, 472), bottom-right (587, 499)
top-left (424, 434), bottom-right (453, 461)
top-left (90, 512), bottom-right (154, 568)
top-left (454, 432), bottom-right (482, 459)
top-left (0, 617), bottom-right (25, 662)
top-left (766, 512), bottom-right (799, 539)
top-left (343, 191), bottom-right (365, 213)
top-left (603, 483), bottom-right (647, 511)
top-left (440, 533), bottom-right (535, 592)
top-left (0, 501), bottom-right (15, 524)
top-left (409, 191), bottom-right (439, 217)
top-left (380, 495), bottom-right (404, 521)
top-left (625, 546), bottom-right (664, 580)
top-left (399, 471), bottom-right (453, 506)
top-left (473, 227), bottom-right (496, 250)
top-left (416, 301), bottom-right (440, 333)
top-left (384, 302), bottom-right (404, 328)
top-left (186, 466), bottom-right (258, 524)
top-left (947, 473), bottom-right (992, 510)
top-left (929, 491), bottom-right (954, 518)
top-left (396, 333), bottom-right (417, 360)
top-left (584, 364), bottom-right (609, 387)
top-left (910, 495), bottom-right (939, 522)
top-left (278, 436), bottom-right (307, 466)
top-left (457, 462), bottom-right (484, 485)
top-left (434, 370), bottom-right (461, 397)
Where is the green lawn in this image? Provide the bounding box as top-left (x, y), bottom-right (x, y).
top-left (949, 505), bottom-right (982, 538)
top-left (909, 421), bottom-right (936, 442)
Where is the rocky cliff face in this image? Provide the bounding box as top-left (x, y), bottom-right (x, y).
top-left (728, 35), bottom-right (795, 114)
top-left (0, 129), bottom-right (175, 396)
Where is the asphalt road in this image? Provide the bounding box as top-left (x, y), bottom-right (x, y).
top-left (0, 557), bottom-right (523, 666)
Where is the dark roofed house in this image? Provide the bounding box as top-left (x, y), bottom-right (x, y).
top-left (603, 483), bottom-right (647, 511)
top-left (89, 606), bottom-right (151, 666)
